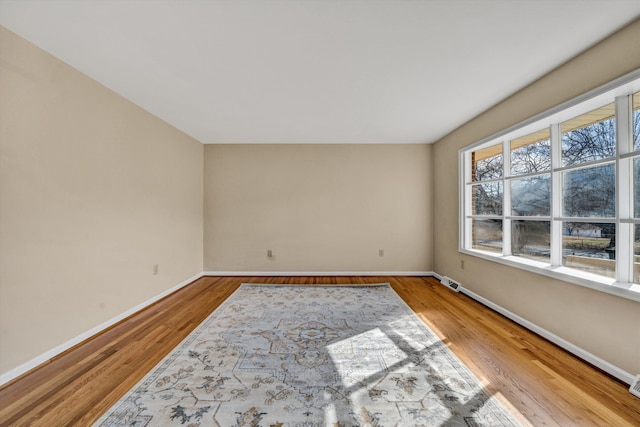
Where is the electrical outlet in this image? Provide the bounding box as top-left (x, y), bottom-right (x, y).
top-left (379, 249), bottom-right (384, 257)
top-left (267, 249), bottom-right (273, 258)
top-left (460, 259), bottom-right (465, 269)
top-left (153, 264), bottom-right (159, 275)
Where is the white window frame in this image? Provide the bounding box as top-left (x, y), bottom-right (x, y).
top-left (459, 69), bottom-right (640, 302)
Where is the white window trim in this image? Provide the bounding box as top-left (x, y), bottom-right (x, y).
top-left (459, 69), bottom-right (640, 302)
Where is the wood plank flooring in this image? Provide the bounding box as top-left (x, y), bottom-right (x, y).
top-left (1, 276), bottom-right (638, 426)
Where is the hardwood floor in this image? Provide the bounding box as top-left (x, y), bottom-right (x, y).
top-left (1, 276), bottom-right (638, 426)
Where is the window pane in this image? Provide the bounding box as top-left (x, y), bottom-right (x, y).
top-left (563, 222), bottom-right (615, 278)
top-left (563, 164), bottom-right (615, 218)
top-left (512, 221), bottom-right (550, 261)
top-left (472, 219), bottom-right (503, 253)
top-left (635, 158), bottom-right (640, 218)
top-left (511, 175), bottom-right (550, 216)
top-left (562, 103), bottom-right (616, 166)
top-left (472, 145), bottom-right (503, 181)
top-left (634, 92), bottom-right (640, 151)
top-left (510, 129), bottom-right (551, 175)
top-left (472, 182), bottom-right (503, 215)
top-left (635, 224), bottom-right (640, 284)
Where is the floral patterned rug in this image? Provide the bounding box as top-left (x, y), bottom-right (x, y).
top-left (94, 284), bottom-right (521, 426)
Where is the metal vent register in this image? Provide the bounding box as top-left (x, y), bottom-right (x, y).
top-left (440, 276), bottom-right (462, 292)
top-left (630, 375), bottom-right (640, 398)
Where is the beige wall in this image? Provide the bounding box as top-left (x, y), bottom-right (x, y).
top-left (433, 19), bottom-right (640, 374)
top-left (3, 16), bottom-right (639, 382)
top-left (0, 27), bottom-right (204, 375)
top-left (204, 144), bottom-right (432, 272)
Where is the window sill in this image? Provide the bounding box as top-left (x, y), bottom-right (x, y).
top-left (459, 248), bottom-right (640, 302)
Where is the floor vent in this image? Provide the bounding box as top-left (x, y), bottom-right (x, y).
top-left (440, 276), bottom-right (462, 292)
top-left (630, 375), bottom-right (640, 398)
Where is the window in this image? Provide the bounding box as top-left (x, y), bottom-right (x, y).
top-left (507, 130), bottom-right (552, 262)
top-left (634, 91), bottom-right (640, 151)
top-left (633, 92), bottom-right (640, 285)
top-left (460, 72), bottom-right (640, 300)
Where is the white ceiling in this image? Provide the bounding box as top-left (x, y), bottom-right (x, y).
top-left (1, 1), bottom-right (639, 144)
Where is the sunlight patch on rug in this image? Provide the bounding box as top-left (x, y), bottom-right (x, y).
top-left (94, 284), bottom-right (521, 426)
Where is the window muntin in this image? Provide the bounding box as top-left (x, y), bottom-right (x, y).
top-left (510, 129), bottom-right (551, 175)
top-left (635, 224), bottom-right (640, 284)
top-left (461, 74), bottom-right (640, 297)
top-left (634, 157), bottom-right (640, 218)
top-left (634, 92), bottom-right (640, 151)
top-left (561, 103), bottom-right (616, 166)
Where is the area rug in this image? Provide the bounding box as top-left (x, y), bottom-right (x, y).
top-left (94, 284), bottom-right (521, 426)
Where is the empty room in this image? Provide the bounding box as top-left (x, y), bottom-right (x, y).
top-left (1, 1), bottom-right (639, 426)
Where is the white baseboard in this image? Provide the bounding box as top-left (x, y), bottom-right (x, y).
top-left (203, 271), bottom-right (435, 277)
top-left (431, 272), bottom-right (634, 384)
top-left (0, 271), bottom-right (430, 386)
top-left (0, 272), bottom-right (204, 387)
top-left (2, 270), bottom-right (633, 389)
top-left (460, 287), bottom-right (635, 385)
